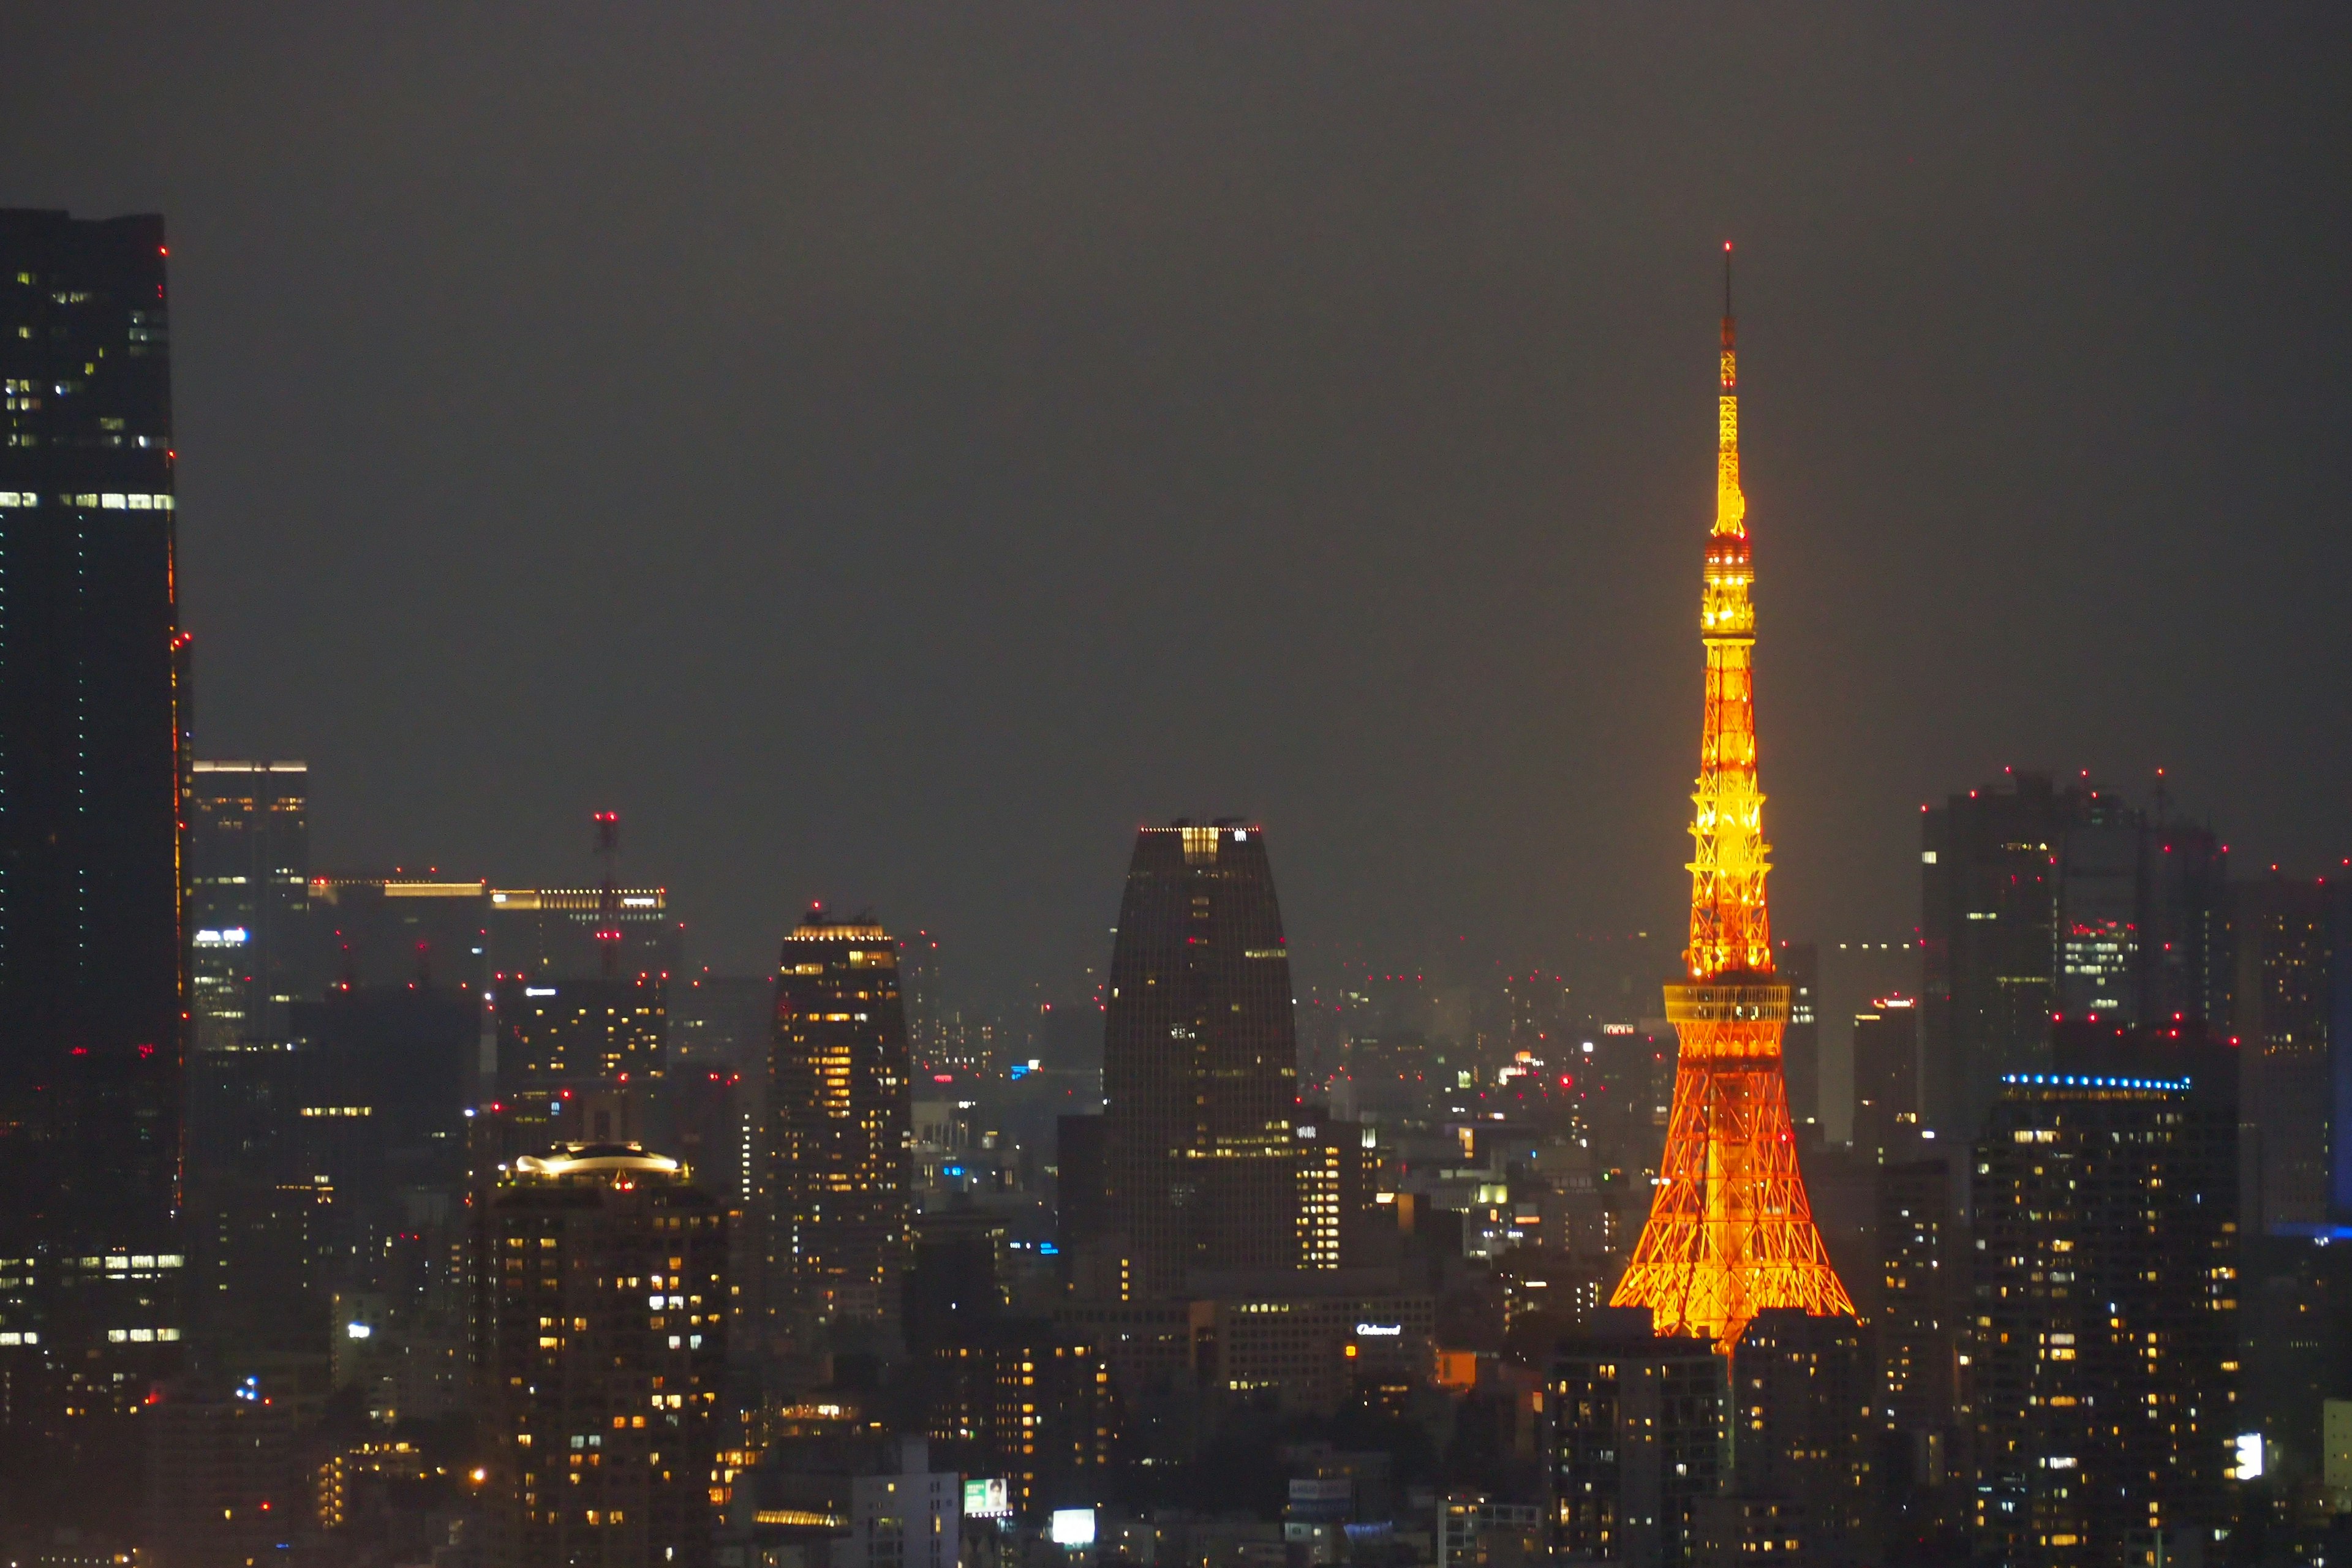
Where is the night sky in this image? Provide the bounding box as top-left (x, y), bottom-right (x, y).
top-left (5, 7), bottom-right (2348, 1005)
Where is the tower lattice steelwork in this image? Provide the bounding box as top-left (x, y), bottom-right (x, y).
top-left (1610, 250), bottom-right (1855, 1349)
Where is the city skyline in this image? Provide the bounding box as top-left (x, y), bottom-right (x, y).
top-left (2, 9), bottom-right (2345, 1003)
top-left (4, 12), bottom-right (2350, 1564)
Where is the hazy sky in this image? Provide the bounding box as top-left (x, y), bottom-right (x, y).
top-left (5, 6), bottom-right (2347, 1005)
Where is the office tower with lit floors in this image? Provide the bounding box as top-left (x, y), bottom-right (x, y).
top-left (184, 761), bottom-right (309, 1056)
top-left (483, 1143), bottom-right (727, 1568)
top-left (0, 209), bottom-right (190, 1539)
top-left (1089, 821), bottom-right (1300, 1300)
top-left (1967, 1028), bottom-right (2239, 1565)
top-left (766, 911), bottom-right (912, 1340)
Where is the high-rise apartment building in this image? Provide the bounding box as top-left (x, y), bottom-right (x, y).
top-left (1923, 773), bottom-right (2229, 1145)
top-left (1091, 822), bottom-right (1299, 1298)
top-left (1728, 1309), bottom-right (1873, 1560)
top-left (2233, 875), bottom-right (2352, 1232)
top-left (0, 208), bottom-right (189, 1531)
top-left (1548, 1308), bottom-right (1730, 1568)
top-left (482, 1144), bottom-right (726, 1568)
top-left (1875, 1156), bottom-right (1958, 1464)
top-left (1967, 1034), bottom-right (2238, 1564)
top-left (185, 762), bottom-right (309, 1056)
top-left (766, 913), bottom-right (911, 1335)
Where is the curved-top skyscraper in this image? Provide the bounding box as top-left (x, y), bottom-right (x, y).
top-left (1099, 821), bottom-right (1299, 1298)
top-left (1609, 253), bottom-right (1855, 1348)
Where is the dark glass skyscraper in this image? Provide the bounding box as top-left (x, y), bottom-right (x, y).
top-left (1096, 821), bottom-right (1298, 1298)
top-left (2232, 875), bottom-right (2352, 1232)
top-left (1922, 772), bottom-right (2228, 1145)
top-left (766, 912), bottom-right (911, 1337)
top-left (0, 209), bottom-right (188, 1529)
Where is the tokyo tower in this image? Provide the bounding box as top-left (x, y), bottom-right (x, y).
top-left (1608, 247), bottom-right (1856, 1349)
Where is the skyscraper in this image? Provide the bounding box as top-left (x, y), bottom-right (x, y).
top-left (1967, 1033), bottom-right (2238, 1563)
top-left (1609, 255), bottom-right (1853, 1348)
top-left (1095, 821), bottom-right (1300, 1299)
top-left (0, 208), bottom-right (189, 1528)
top-left (766, 911), bottom-right (911, 1336)
top-left (482, 1143), bottom-right (727, 1568)
top-left (2232, 874), bottom-right (2352, 1232)
top-left (1777, 941), bottom-right (1820, 1128)
top-left (185, 762), bottom-right (309, 1056)
top-left (1921, 773), bottom-right (2229, 1146)
top-left (1849, 996), bottom-right (1919, 1161)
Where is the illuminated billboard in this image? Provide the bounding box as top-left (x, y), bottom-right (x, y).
top-left (963, 1478), bottom-right (1010, 1519)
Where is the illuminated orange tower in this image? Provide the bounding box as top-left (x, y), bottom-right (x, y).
top-left (1610, 247), bottom-right (1855, 1348)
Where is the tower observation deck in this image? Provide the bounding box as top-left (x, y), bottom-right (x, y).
top-left (1608, 249), bottom-right (1855, 1348)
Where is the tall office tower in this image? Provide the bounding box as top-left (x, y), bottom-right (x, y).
top-left (185, 762), bottom-right (309, 1055)
top-left (0, 209), bottom-right (189, 1531)
top-left (1091, 821), bottom-right (1298, 1299)
top-left (482, 1144), bottom-right (726, 1568)
top-left (1849, 997), bottom-right (1919, 1161)
top-left (1293, 1114), bottom-right (1381, 1270)
top-left (1922, 774), bottom-right (2230, 1146)
top-left (766, 912), bottom-right (911, 1336)
top-left (1548, 1308), bottom-right (1730, 1567)
top-left (2233, 875), bottom-right (2351, 1232)
top-left (1727, 1309), bottom-right (1873, 1559)
top-left (1776, 942), bottom-right (1820, 1126)
top-left (1874, 1158), bottom-right (1958, 1476)
top-left (1968, 1035), bottom-right (2238, 1564)
top-left (1610, 257), bottom-right (1854, 1348)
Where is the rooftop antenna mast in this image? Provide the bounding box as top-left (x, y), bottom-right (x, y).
top-left (594, 811), bottom-right (622, 979)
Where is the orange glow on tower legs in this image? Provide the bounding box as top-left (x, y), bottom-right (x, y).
top-left (1608, 255), bottom-right (1855, 1349)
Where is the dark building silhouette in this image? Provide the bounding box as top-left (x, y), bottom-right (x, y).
top-left (1874, 1157), bottom-right (1959, 1492)
top-left (481, 1143), bottom-right (727, 1568)
top-left (1923, 773), bottom-right (2229, 1145)
top-left (902, 1206), bottom-right (1009, 1355)
top-left (185, 761), bottom-right (309, 1057)
top-left (2232, 875), bottom-right (2352, 1232)
top-left (766, 913), bottom-right (911, 1336)
top-left (1088, 822), bottom-right (1300, 1298)
top-left (1777, 941), bottom-right (1821, 1128)
top-left (1850, 997), bottom-right (1919, 1161)
top-left (0, 208), bottom-right (190, 1532)
top-left (1967, 1030), bottom-right (2238, 1564)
